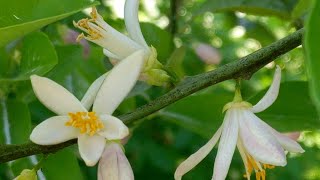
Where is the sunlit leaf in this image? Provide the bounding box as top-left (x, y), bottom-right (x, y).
top-left (0, 0), bottom-right (99, 47)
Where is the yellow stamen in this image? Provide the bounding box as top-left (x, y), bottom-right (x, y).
top-left (243, 155), bottom-right (275, 180)
top-left (76, 33), bottom-right (85, 42)
top-left (90, 7), bottom-right (98, 20)
top-left (65, 111), bottom-right (104, 136)
top-left (74, 15), bottom-right (103, 40)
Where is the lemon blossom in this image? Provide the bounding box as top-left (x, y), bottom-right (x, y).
top-left (98, 142), bottom-right (134, 180)
top-left (30, 50), bottom-right (145, 166)
top-left (174, 66), bottom-right (304, 180)
top-left (74, 0), bottom-right (170, 86)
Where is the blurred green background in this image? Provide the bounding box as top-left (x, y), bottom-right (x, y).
top-left (0, 0), bottom-right (319, 179)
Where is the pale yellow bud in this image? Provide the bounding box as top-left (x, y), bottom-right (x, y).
top-left (141, 46), bottom-right (171, 86)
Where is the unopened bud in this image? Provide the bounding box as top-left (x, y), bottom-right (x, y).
top-left (141, 69), bottom-right (170, 86)
top-left (98, 142), bottom-right (134, 180)
top-left (13, 169), bottom-right (37, 180)
top-left (141, 47), bottom-right (171, 86)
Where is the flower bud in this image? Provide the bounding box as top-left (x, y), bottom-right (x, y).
top-left (141, 46), bottom-right (171, 86)
top-left (194, 43), bottom-right (221, 65)
top-left (98, 142), bottom-right (134, 180)
top-left (13, 169), bottom-right (37, 180)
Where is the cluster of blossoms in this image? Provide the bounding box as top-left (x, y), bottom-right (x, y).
top-left (21, 0), bottom-right (304, 180)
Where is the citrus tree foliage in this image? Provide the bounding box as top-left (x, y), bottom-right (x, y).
top-left (0, 0), bottom-right (319, 179)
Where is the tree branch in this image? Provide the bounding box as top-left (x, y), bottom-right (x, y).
top-left (169, 0), bottom-right (179, 37)
top-left (0, 28), bottom-right (303, 164)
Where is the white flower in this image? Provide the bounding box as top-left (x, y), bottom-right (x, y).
top-left (30, 50), bottom-right (145, 166)
top-left (174, 66), bottom-right (304, 180)
top-left (98, 142), bottom-right (134, 180)
top-left (74, 0), bottom-right (170, 86)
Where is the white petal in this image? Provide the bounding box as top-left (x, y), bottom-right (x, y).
top-left (93, 50), bottom-right (146, 114)
top-left (98, 143), bottom-right (119, 180)
top-left (98, 114), bottom-right (129, 140)
top-left (213, 109), bottom-right (239, 180)
top-left (239, 110), bottom-right (286, 166)
top-left (81, 73), bottom-right (108, 110)
top-left (87, 21), bottom-right (142, 59)
top-left (103, 49), bottom-right (121, 60)
top-left (78, 134), bottom-right (106, 166)
top-left (259, 121), bottom-right (304, 153)
top-left (30, 116), bottom-right (78, 145)
top-left (30, 75), bottom-right (86, 115)
top-left (124, 0), bottom-right (149, 49)
top-left (251, 65), bottom-right (281, 113)
top-left (117, 147), bottom-right (135, 180)
top-left (237, 139), bottom-right (251, 180)
top-left (98, 143), bottom-right (134, 180)
top-left (174, 126), bottom-right (222, 180)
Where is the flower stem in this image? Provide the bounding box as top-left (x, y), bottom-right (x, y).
top-left (233, 79), bottom-right (242, 102)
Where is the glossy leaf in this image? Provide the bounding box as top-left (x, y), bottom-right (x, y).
top-left (163, 82), bottom-right (320, 138)
top-left (0, 32), bottom-right (58, 81)
top-left (304, 0), bottom-right (320, 116)
top-left (17, 32), bottom-right (58, 80)
top-left (0, 0), bottom-right (99, 47)
top-left (197, 0), bottom-right (298, 19)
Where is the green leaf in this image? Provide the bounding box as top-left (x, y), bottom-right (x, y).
top-left (140, 23), bottom-right (173, 63)
top-left (16, 32), bottom-right (58, 80)
top-left (166, 46), bottom-right (186, 79)
top-left (0, 99), bottom-right (34, 176)
top-left (196, 0), bottom-right (298, 19)
top-left (42, 148), bottom-right (83, 180)
top-left (0, 0), bottom-right (99, 47)
top-left (243, 20), bottom-right (276, 46)
top-left (292, 0), bottom-right (313, 19)
top-left (0, 32), bottom-right (58, 82)
top-left (249, 82), bottom-right (320, 131)
top-left (0, 100), bottom-right (31, 144)
top-left (304, 0), bottom-right (320, 116)
top-left (163, 82), bottom-right (320, 138)
top-left (48, 44), bottom-right (106, 99)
